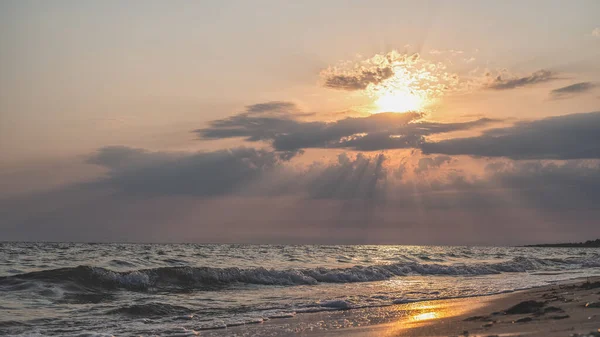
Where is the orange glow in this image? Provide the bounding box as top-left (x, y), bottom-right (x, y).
top-left (411, 311), bottom-right (438, 321)
top-left (378, 297), bottom-right (493, 337)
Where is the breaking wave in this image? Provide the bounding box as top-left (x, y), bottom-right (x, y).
top-left (1, 256), bottom-right (597, 292)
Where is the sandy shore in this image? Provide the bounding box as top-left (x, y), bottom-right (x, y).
top-left (199, 277), bottom-right (600, 337)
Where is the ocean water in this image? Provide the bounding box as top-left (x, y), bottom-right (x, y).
top-left (1, 243), bottom-right (599, 336)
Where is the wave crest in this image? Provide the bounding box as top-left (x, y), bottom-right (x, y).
top-left (1, 256), bottom-right (597, 292)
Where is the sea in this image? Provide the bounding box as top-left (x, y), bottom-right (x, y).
top-left (1, 242), bottom-right (599, 336)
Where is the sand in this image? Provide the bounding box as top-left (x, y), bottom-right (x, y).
top-left (328, 278), bottom-right (600, 337)
top-left (198, 277), bottom-right (600, 337)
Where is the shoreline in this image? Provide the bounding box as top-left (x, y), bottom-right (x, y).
top-left (3, 243), bottom-right (599, 337)
top-left (198, 277), bottom-right (600, 337)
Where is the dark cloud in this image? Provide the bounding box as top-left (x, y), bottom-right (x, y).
top-left (449, 160), bottom-right (600, 211)
top-left (550, 82), bottom-right (596, 99)
top-left (303, 153), bottom-right (388, 200)
top-left (86, 147), bottom-right (390, 201)
top-left (487, 70), bottom-right (557, 90)
top-left (246, 101), bottom-right (297, 114)
top-left (209, 102), bottom-right (314, 131)
top-left (244, 101), bottom-right (315, 117)
top-left (323, 67), bottom-right (394, 90)
top-left (5, 148), bottom-right (600, 244)
top-left (197, 101), bottom-right (313, 146)
top-left (368, 158), bottom-right (600, 214)
top-left (83, 144), bottom-right (600, 212)
top-left (197, 110), bottom-right (496, 151)
top-left (421, 111), bottom-right (600, 159)
top-left (87, 146), bottom-right (285, 196)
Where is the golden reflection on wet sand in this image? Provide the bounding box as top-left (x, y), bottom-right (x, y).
top-left (411, 311), bottom-right (438, 321)
top-left (379, 297), bottom-right (491, 336)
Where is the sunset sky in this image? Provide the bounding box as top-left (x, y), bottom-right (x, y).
top-left (1, 0), bottom-right (600, 244)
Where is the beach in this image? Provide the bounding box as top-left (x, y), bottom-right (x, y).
top-left (4, 1), bottom-right (600, 336)
top-left (201, 278), bottom-right (600, 337)
top-left (1, 243), bottom-right (600, 336)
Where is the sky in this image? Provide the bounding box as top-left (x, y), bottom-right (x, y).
top-left (1, 0), bottom-right (600, 245)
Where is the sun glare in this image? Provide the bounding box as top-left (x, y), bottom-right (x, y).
top-left (321, 50), bottom-right (461, 114)
top-left (374, 90), bottom-right (424, 113)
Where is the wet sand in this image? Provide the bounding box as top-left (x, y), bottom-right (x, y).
top-left (200, 277), bottom-right (600, 337)
top-left (328, 277), bottom-right (600, 337)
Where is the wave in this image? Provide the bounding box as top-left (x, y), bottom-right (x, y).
top-left (0, 256), bottom-right (598, 292)
top-left (106, 302), bottom-right (192, 317)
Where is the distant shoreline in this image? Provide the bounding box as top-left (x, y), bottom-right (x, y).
top-left (525, 239), bottom-right (600, 248)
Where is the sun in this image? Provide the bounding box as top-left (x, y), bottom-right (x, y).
top-left (322, 51), bottom-right (460, 114)
top-left (374, 90), bottom-right (424, 113)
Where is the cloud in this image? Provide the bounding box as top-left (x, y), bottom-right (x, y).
top-left (550, 82), bottom-right (596, 99)
top-left (72, 146), bottom-right (600, 208)
top-left (241, 101), bottom-right (314, 118)
top-left (302, 153), bottom-right (388, 200)
top-left (414, 156), bottom-right (453, 174)
top-left (84, 147), bottom-right (391, 202)
top-left (421, 111), bottom-right (600, 159)
top-left (197, 108), bottom-right (496, 151)
top-left (319, 52), bottom-right (408, 91)
top-left (6, 147), bottom-right (600, 244)
top-left (87, 146), bottom-right (285, 196)
top-left (84, 142), bottom-right (600, 209)
top-left (199, 103), bottom-right (600, 160)
top-left (486, 70), bottom-right (557, 90)
top-left (323, 67), bottom-right (394, 90)
top-left (246, 101), bottom-right (298, 114)
top-left (463, 160), bottom-right (600, 211)
top-left (197, 101), bottom-right (315, 148)
top-left (320, 51), bottom-right (463, 101)
top-left (243, 101), bottom-right (315, 118)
